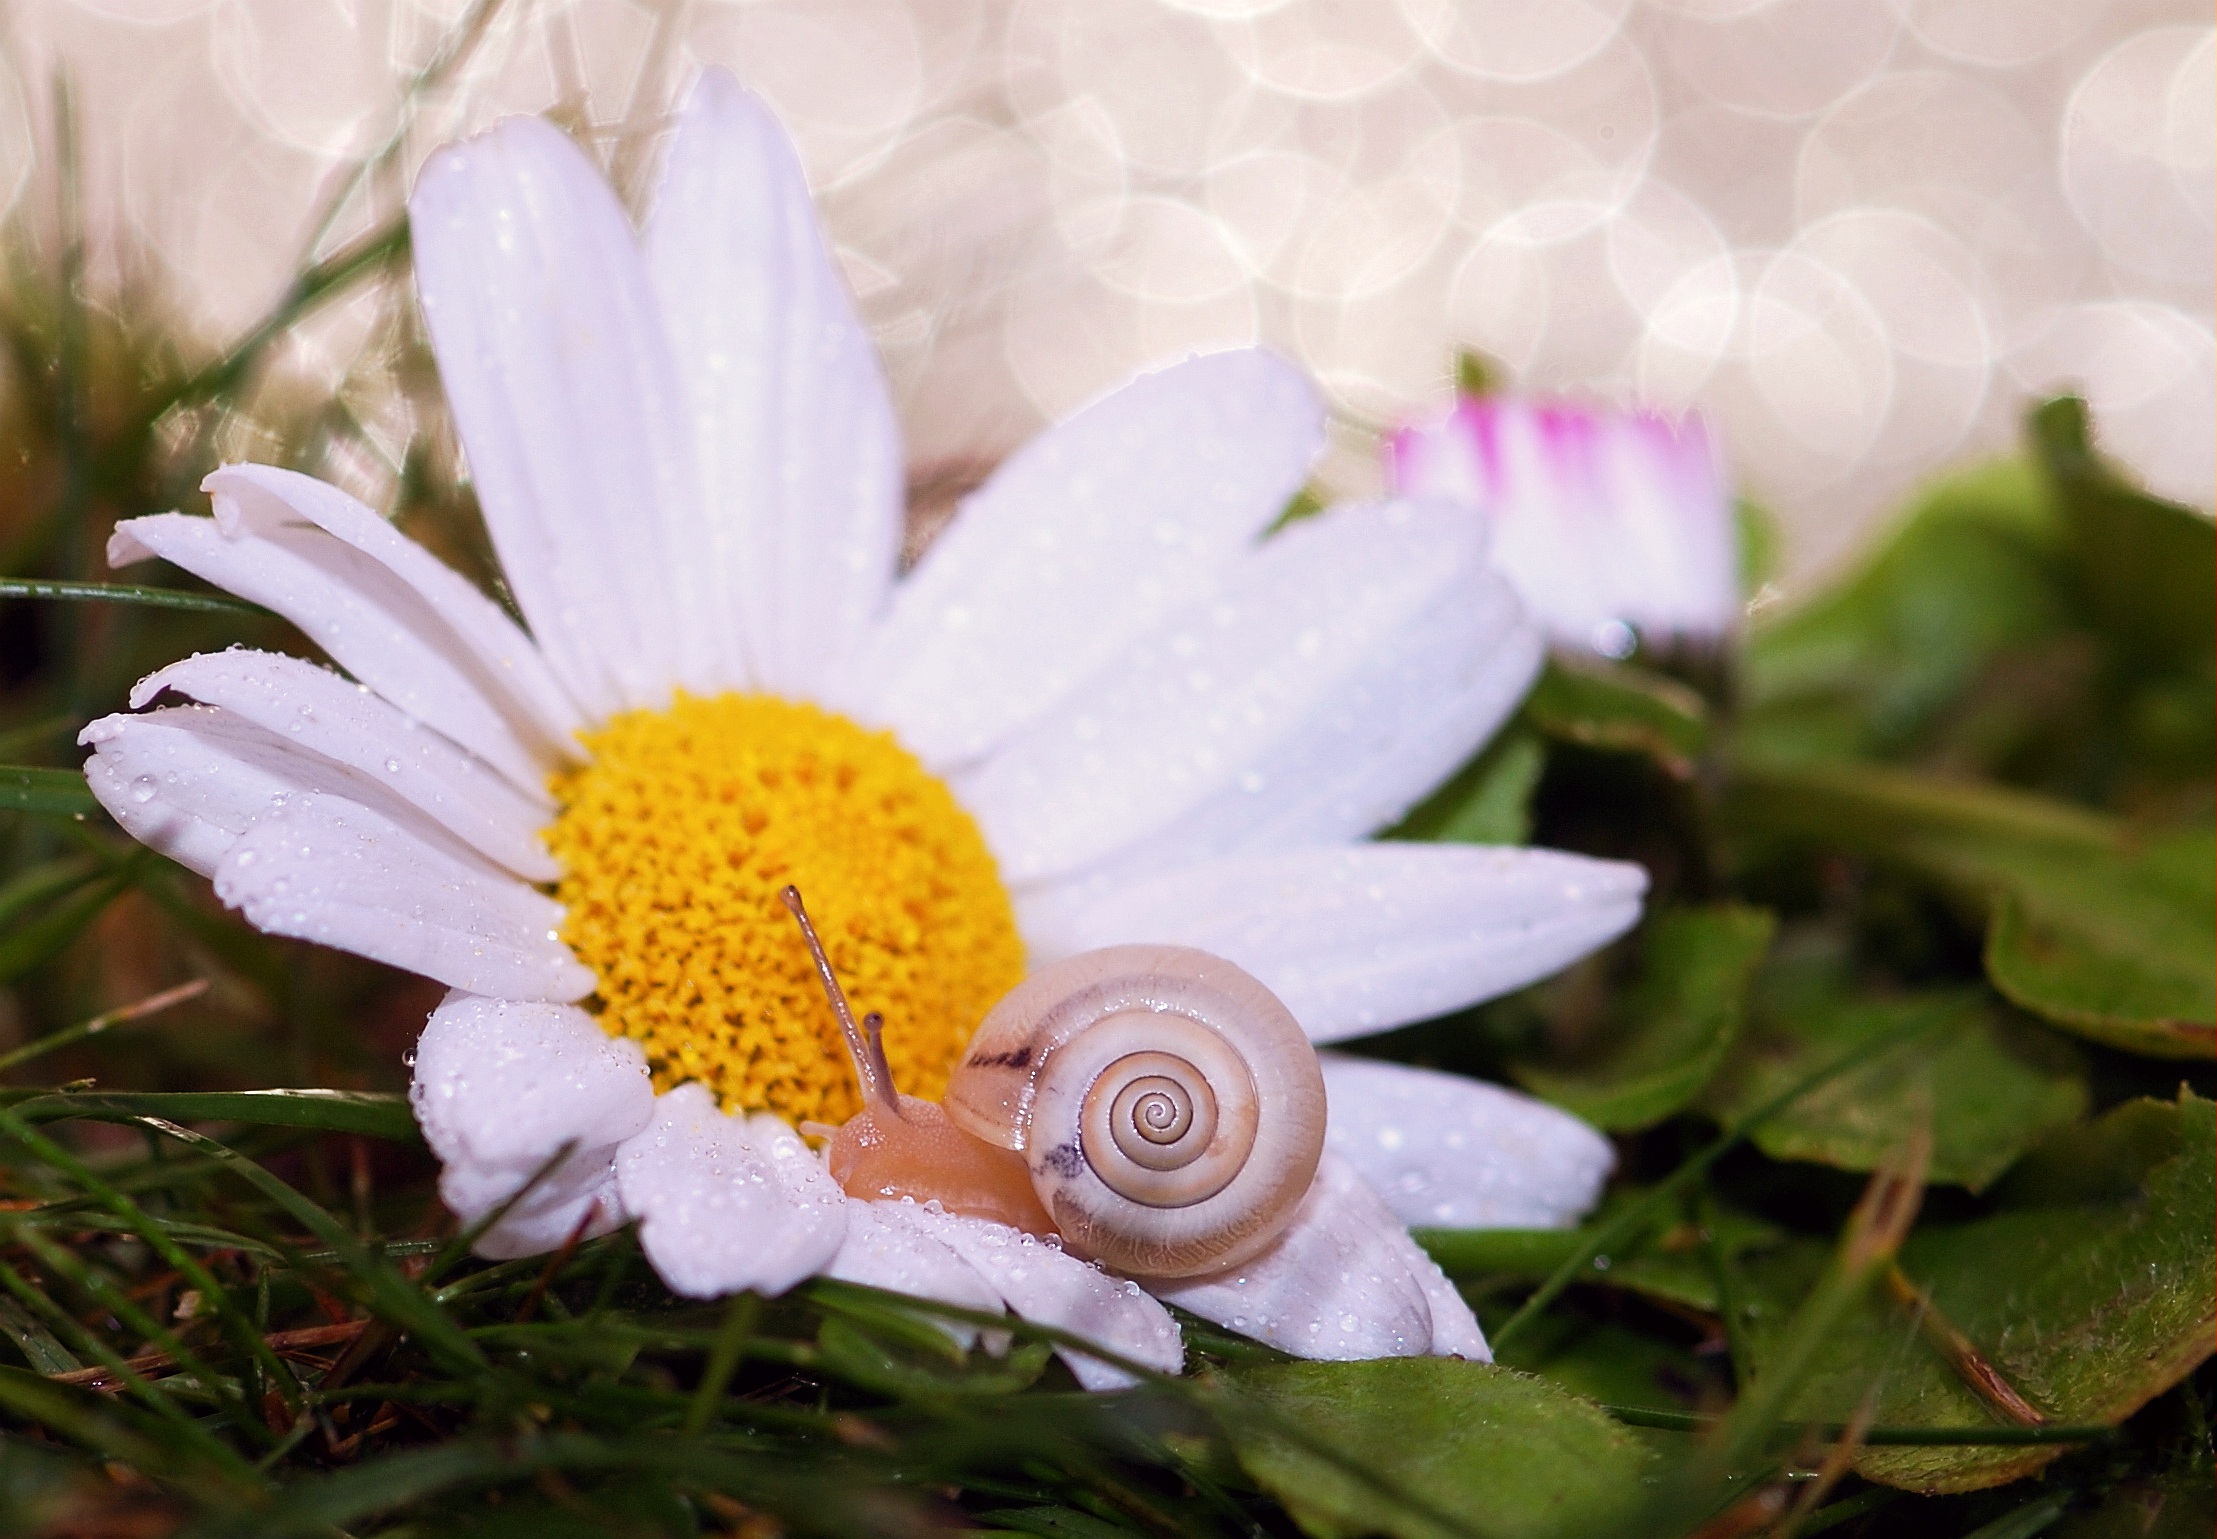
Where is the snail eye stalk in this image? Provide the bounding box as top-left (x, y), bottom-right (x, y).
top-left (780, 885), bottom-right (902, 1115)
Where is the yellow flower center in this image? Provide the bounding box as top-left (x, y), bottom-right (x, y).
top-left (544, 692), bottom-right (1026, 1126)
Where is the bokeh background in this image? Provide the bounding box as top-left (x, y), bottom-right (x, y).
top-left (5, 0), bottom-right (2211, 585)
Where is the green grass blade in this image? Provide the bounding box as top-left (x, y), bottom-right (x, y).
top-left (0, 1365), bottom-right (266, 1510)
top-left (0, 1107), bottom-right (301, 1429)
top-left (0, 1293), bottom-right (80, 1373)
top-left (0, 854), bottom-right (100, 928)
top-left (119, 1114), bottom-right (485, 1373)
top-left (0, 576), bottom-right (268, 616)
top-left (0, 869), bottom-right (129, 983)
top-left (5, 1088), bottom-right (418, 1141)
top-left (0, 764), bottom-right (101, 816)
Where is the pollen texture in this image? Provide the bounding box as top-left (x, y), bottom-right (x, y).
top-left (544, 692), bottom-right (1027, 1126)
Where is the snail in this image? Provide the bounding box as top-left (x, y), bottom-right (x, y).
top-left (781, 887), bottom-right (1326, 1280)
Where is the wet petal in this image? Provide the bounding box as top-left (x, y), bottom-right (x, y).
top-left (1414, 1253), bottom-right (1490, 1360)
top-left (132, 650), bottom-right (557, 881)
top-left (1319, 1054), bottom-right (1615, 1230)
top-left (1076, 568), bottom-right (1539, 885)
top-left (1020, 842), bottom-right (1647, 1043)
top-left (646, 69), bottom-right (901, 696)
top-left (411, 991), bottom-right (653, 1259)
top-left (80, 704), bottom-right (482, 880)
top-left (412, 991), bottom-right (656, 1171)
top-left (837, 349), bottom-right (1323, 767)
top-left (615, 1085), bottom-right (850, 1299)
top-left (438, 1153), bottom-right (626, 1261)
top-left (905, 1206), bottom-right (1184, 1391)
top-left (827, 1201), bottom-right (1007, 1349)
top-left (1152, 1155), bottom-right (1447, 1361)
top-left (214, 788), bottom-right (593, 1001)
top-left (113, 485), bottom-right (569, 797)
top-left (82, 705), bottom-right (341, 879)
top-left (202, 464), bottom-right (582, 766)
top-left (412, 114), bottom-right (713, 714)
top-left (957, 499), bottom-right (1492, 883)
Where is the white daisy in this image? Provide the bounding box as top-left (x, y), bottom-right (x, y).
top-left (80, 71), bottom-right (1641, 1390)
top-left (1389, 397), bottom-right (1740, 660)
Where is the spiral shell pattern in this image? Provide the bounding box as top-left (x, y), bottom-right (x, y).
top-left (942, 945), bottom-right (1326, 1279)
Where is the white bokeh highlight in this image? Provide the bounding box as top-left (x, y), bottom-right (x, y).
top-left (4, 0), bottom-right (2205, 588)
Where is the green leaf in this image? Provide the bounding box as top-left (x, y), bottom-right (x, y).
top-left (1736, 497), bottom-right (1781, 598)
top-left (1524, 656), bottom-right (1707, 775)
top-left (2030, 395), bottom-right (2216, 672)
top-left (1391, 727), bottom-right (1546, 845)
top-left (3, 1088), bottom-right (418, 1142)
top-left (1740, 457), bottom-right (2066, 763)
top-left (1985, 828), bottom-right (2217, 1056)
top-left (1702, 971), bottom-right (2087, 1191)
top-left (1490, 1312), bottom-right (1707, 1424)
top-left (1512, 905), bottom-right (1776, 1130)
top-left (0, 765), bottom-right (100, 817)
top-left (1424, 1196), bottom-right (1795, 1317)
top-left (1761, 1092), bottom-right (2216, 1493)
top-left (1730, 761), bottom-right (2216, 1057)
top-left (1226, 1358), bottom-right (1657, 1539)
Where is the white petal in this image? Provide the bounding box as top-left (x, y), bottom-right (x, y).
top-left (1319, 1055), bottom-right (1614, 1231)
top-left (956, 500), bottom-right (1486, 884)
top-left (645, 70), bottom-right (901, 696)
top-left (1152, 1154), bottom-right (1439, 1361)
top-left (84, 709), bottom-right (589, 1002)
top-left (836, 350), bottom-right (1323, 767)
top-left (900, 1206), bottom-right (1185, 1391)
top-left (826, 1202), bottom-right (1007, 1349)
top-left (213, 788), bottom-right (594, 1001)
top-left (411, 991), bottom-right (655, 1172)
top-left (131, 651), bottom-right (557, 881)
top-left (411, 115), bottom-right (713, 714)
top-left (1019, 843), bottom-right (1647, 1044)
top-left (615, 1085), bottom-right (849, 1299)
top-left (440, 1153), bottom-right (627, 1261)
top-left (111, 500), bottom-right (562, 797)
top-left (80, 704), bottom-right (496, 882)
top-left (1078, 569), bottom-right (1540, 886)
top-left (1413, 1254), bottom-right (1491, 1361)
top-left (1391, 401), bottom-right (1739, 652)
top-left (411, 990), bottom-right (654, 1259)
top-left (202, 465), bottom-right (582, 764)
top-left (81, 705), bottom-right (326, 879)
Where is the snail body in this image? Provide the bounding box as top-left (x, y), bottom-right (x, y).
top-left (824, 1092), bottom-right (1054, 1238)
top-left (783, 890), bottom-right (1326, 1282)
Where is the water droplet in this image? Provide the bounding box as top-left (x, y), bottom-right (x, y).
top-left (1592, 619), bottom-right (1637, 659)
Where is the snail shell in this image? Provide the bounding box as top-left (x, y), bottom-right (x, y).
top-left (941, 944), bottom-right (1325, 1280)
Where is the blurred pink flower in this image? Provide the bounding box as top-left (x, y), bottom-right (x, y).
top-left (1389, 398), bottom-right (1740, 659)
